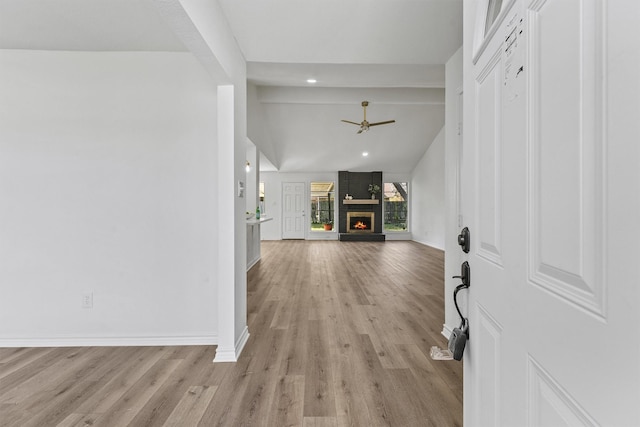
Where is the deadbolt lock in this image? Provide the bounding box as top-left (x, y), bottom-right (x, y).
top-left (457, 227), bottom-right (470, 253)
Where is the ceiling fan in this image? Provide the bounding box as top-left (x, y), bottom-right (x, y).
top-left (341, 101), bottom-right (395, 134)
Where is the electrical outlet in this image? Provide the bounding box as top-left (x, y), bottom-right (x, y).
top-left (82, 292), bottom-right (93, 309)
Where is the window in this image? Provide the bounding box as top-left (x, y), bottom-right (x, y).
top-left (310, 182), bottom-right (335, 231)
top-left (383, 182), bottom-right (408, 231)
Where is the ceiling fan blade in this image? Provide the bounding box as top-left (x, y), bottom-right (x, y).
top-left (368, 120), bottom-right (396, 127)
top-left (342, 102), bottom-right (391, 133)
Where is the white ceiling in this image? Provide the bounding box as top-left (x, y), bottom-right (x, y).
top-left (222, 0), bottom-right (463, 173)
top-left (0, 0), bottom-right (187, 52)
top-left (218, 0), bottom-right (463, 65)
top-left (0, 0), bottom-right (463, 173)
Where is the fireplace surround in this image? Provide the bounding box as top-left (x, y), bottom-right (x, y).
top-left (338, 170), bottom-right (385, 241)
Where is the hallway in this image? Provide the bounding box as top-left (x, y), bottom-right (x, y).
top-left (238, 240), bottom-right (463, 425)
top-left (0, 240), bottom-right (462, 426)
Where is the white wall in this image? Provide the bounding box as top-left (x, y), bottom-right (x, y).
top-left (0, 50), bottom-right (218, 345)
top-left (172, 0), bottom-right (250, 361)
top-left (245, 142), bottom-right (258, 214)
top-left (247, 83), bottom-right (278, 168)
top-left (411, 127), bottom-right (446, 250)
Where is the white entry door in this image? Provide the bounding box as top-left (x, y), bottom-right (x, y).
top-left (282, 182), bottom-right (305, 239)
top-left (462, 1), bottom-right (639, 426)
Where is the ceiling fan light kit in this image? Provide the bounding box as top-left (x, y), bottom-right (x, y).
top-left (341, 101), bottom-right (395, 134)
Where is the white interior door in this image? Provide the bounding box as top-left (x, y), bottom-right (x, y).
top-left (282, 182), bottom-right (305, 239)
top-left (462, 1), bottom-right (639, 426)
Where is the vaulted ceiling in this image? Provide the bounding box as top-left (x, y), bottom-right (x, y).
top-left (0, 0), bottom-right (463, 173)
top-left (219, 0), bottom-right (463, 173)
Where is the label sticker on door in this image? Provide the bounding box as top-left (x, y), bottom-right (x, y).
top-left (504, 12), bottom-right (524, 101)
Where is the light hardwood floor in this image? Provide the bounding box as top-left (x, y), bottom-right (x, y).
top-left (0, 241), bottom-right (462, 426)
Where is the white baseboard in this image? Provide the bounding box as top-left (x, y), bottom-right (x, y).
top-left (0, 334), bottom-right (218, 348)
top-left (247, 256), bottom-right (260, 271)
top-left (235, 326), bottom-right (250, 356)
top-left (441, 323), bottom-right (454, 340)
top-left (413, 239), bottom-right (445, 251)
top-left (306, 234), bottom-right (339, 240)
top-left (213, 326), bottom-right (249, 363)
top-left (384, 232), bottom-right (412, 241)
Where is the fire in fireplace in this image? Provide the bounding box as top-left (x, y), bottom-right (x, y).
top-left (347, 212), bottom-right (374, 233)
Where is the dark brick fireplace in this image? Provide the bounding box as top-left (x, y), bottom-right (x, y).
top-left (338, 171), bottom-right (385, 241)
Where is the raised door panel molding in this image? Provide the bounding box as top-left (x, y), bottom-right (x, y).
top-left (527, 0), bottom-right (606, 318)
top-left (527, 356), bottom-right (598, 426)
top-left (474, 304), bottom-right (503, 426)
top-left (475, 47), bottom-right (504, 267)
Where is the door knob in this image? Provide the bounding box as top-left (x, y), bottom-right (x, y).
top-left (457, 227), bottom-right (470, 253)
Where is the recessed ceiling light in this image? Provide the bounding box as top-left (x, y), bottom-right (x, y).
top-left (362, 152), bottom-right (369, 157)
top-left (306, 78), bottom-right (317, 84)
